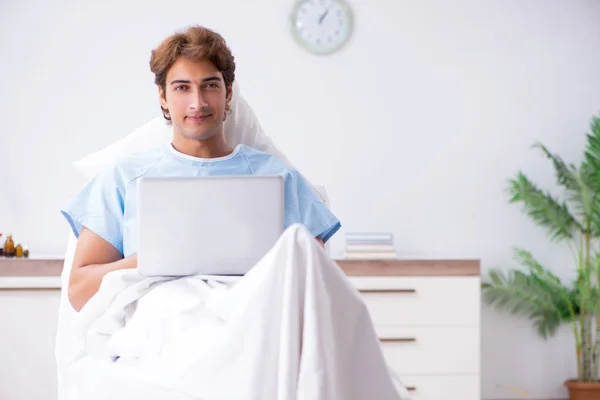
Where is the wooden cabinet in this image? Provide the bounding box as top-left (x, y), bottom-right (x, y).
top-left (0, 288), bottom-right (60, 400)
top-left (339, 260), bottom-right (481, 400)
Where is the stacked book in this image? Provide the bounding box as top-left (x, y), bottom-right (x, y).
top-left (344, 232), bottom-right (397, 260)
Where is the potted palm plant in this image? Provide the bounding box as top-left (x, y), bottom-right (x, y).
top-left (482, 114), bottom-right (600, 399)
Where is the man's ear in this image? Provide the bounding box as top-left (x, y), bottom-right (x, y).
top-left (158, 86), bottom-right (167, 108)
top-left (226, 84), bottom-right (233, 103)
top-left (224, 84), bottom-right (233, 113)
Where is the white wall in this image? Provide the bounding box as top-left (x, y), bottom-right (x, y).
top-left (2, 0), bottom-right (600, 398)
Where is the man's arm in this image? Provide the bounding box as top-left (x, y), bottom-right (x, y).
top-left (68, 227), bottom-right (137, 312)
top-left (316, 236), bottom-right (324, 247)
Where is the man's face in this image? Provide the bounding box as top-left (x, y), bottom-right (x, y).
top-left (160, 57), bottom-right (231, 141)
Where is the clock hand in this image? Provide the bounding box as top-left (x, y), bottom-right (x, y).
top-left (318, 7), bottom-right (331, 24)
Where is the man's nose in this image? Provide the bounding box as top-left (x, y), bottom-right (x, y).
top-left (189, 90), bottom-right (208, 110)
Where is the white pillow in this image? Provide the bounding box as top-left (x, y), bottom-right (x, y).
top-left (73, 82), bottom-right (292, 181)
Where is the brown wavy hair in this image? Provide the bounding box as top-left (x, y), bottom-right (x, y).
top-left (149, 25), bottom-right (236, 122)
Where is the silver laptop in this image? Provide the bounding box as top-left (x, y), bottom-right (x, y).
top-left (136, 175), bottom-right (285, 277)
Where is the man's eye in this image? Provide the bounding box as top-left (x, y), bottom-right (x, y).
top-left (206, 83), bottom-right (219, 88)
top-left (175, 85), bottom-right (188, 91)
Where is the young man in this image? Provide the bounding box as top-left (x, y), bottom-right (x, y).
top-left (60, 26), bottom-right (406, 399)
top-left (62, 26), bottom-right (340, 312)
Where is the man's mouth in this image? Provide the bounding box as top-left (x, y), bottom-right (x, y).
top-left (187, 115), bottom-right (211, 122)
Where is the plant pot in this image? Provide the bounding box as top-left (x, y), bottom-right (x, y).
top-left (565, 379), bottom-right (600, 400)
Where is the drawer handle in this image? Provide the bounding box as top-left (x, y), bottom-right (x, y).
top-left (406, 386), bottom-right (416, 391)
top-left (359, 288), bottom-right (416, 294)
top-left (380, 337), bottom-right (416, 343)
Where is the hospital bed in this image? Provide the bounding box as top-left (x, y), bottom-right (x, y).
top-left (54, 83), bottom-right (408, 399)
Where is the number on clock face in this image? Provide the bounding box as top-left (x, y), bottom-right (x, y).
top-left (291, 0), bottom-right (353, 55)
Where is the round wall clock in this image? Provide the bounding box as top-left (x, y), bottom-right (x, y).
top-left (290, 0), bottom-right (354, 55)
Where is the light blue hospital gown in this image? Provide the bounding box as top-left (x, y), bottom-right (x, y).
top-left (61, 144), bottom-right (341, 257)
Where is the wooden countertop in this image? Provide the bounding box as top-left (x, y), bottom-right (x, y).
top-left (0, 258), bottom-right (64, 277)
top-left (0, 258), bottom-right (480, 277)
top-left (337, 259), bottom-right (480, 276)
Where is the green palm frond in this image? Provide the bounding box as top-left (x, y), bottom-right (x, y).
top-left (533, 311), bottom-right (565, 339)
top-left (584, 115), bottom-right (600, 175)
top-left (534, 142), bottom-right (580, 191)
top-left (574, 166), bottom-right (597, 228)
top-left (583, 115), bottom-right (600, 235)
top-left (535, 142), bottom-right (593, 225)
top-left (482, 266), bottom-right (578, 338)
top-left (514, 248), bottom-right (567, 290)
top-left (508, 172), bottom-right (582, 240)
top-left (513, 248), bottom-right (582, 318)
top-left (590, 192), bottom-right (600, 237)
top-left (574, 167), bottom-right (596, 233)
top-left (513, 248), bottom-right (552, 275)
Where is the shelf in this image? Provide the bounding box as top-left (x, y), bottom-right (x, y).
top-left (0, 258), bottom-right (63, 277)
top-left (336, 259), bottom-right (480, 276)
top-left (0, 258), bottom-right (480, 277)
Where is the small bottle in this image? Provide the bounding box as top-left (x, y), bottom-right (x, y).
top-left (0, 233), bottom-right (3, 257)
top-left (15, 244), bottom-right (23, 258)
top-left (23, 246), bottom-right (29, 258)
top-left (3, 234), bottom-right (15, 258)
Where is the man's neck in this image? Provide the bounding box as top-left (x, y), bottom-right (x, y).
top-left (171, 133), bottom-right (233, 159)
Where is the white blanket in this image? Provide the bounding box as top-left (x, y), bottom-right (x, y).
top-left (61, 224), bottom-right (409, 400)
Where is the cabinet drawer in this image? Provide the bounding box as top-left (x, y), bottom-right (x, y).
top-left (353, 277), bottom-right (480, 327)
top-left (400, 375), bottom-right (479, 400)
top-left (376, 327), bottom-right (479, 375)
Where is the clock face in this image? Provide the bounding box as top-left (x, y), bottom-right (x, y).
top-left (291, 0), bottom-right (353, 55)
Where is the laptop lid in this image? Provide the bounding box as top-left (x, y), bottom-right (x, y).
top-left (136, 175), bottom-right (285, 277)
